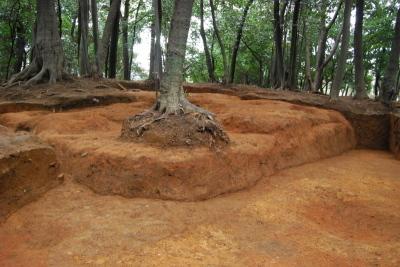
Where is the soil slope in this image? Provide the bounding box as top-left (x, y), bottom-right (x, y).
top-left (0, 150), bottom-right (399, 266)
top-left (0, 92), bottom-right (355, 200)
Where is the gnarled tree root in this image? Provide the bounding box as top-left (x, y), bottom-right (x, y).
top-left (121, 105), bottom-right (230, 149)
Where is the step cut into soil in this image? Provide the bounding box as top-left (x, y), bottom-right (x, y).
top-left (0, 92), bottom-right (356, 201)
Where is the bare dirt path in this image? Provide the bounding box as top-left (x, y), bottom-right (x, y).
top-left (0, 150), bottom-right (399, 266)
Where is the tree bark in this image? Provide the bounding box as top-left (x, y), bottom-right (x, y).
top-left (330, 0), bottom-right (352, 100)
top-left (200, 0), bottom-right (216, 82)
top-left (287, 0), bottom-right (301, 90)
top-left (96, 0), bottom-right (121, 76)
top-left (108, 0), bottom-right (121, 79)
top-left (273, 0), bottom-right (284, 88)
top-left (122, 0), bottom-right (130, 80)
top-left (91, 0), bottom-right (99, 73)
top-left (381, 6), bottom-right (400, 104)
top-left (79, 0), bottom-right (90, 76)
top-left (313, 0), bottom-right (342, 92)
top-left (354, 0), bottom-right (368, 99)
top-left (8, 0), bottom-right (65, 86)
top-left (228, 0), bottom-right (254, 84)
top-left (13, 24), bottom-right (26, 75)
top-left (210, 0), bottom-right (228, 83)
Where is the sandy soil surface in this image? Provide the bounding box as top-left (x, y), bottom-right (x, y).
top-left (0, 150), bottom-right (399, 266)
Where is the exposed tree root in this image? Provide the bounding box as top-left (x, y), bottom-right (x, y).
top-left (121, 102), bottom-right (230, 149)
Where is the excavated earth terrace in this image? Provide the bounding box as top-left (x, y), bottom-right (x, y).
top-left (0, 82), bottom-right (399, 266)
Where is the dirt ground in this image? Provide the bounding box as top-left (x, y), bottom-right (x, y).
top-left (0, 150), bottom-right (399, 266)
top-left (0, 80), bottom-right (399, 266)
top-left (0, 91), bottom-right (355, 200)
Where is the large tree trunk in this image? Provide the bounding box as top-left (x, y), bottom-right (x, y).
top-left (122, 0), bottom-right (228, 147)
top-left (152, 0), bottom-right (162, 88)
top-left (287, 0), bottom-right (301, 90)
top-left (354, 0), bottom-right (368, 99)
top-left (108, 0), bottom-right (121, 79)
top-left (149, 21), bottom-right (156, 80)
top-left (381, 6), bottom-right (400, 104)
top-left (122, 0), bottom-right (130, 80)
top-left (8, 0), bottom-right (65, 86)
top-left (330, 0), bottom-right (352, 100)
top-left (210, 0), bottom-right (229, 83)
top-left (199, 0), bottom-right (216, 82)
top-left (228, 0), bottom-right (254, 84)
top-left (96, 0), bottom-right (121, 76)
top-left (79, 0), bottom-right (90, 76)
top-left (273, 0), bottom-right (284, 88)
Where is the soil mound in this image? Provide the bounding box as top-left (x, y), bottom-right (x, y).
top-left (121, 112), bottom-right (229, 148)
top-left (0, 126), bottom-right (61, 222)
top-left (0, 92), bottom-right (356, 201)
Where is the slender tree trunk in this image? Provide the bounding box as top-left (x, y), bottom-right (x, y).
top-left (96, 0), bottom-right (121, 76)
top-left (381, 6), bottom-right (400, 103)
top-left (129, 0), bottom-right (142, 77)
top-left (152, 0), bottom-right (162, 89)
top-left (330, 0), bottom-right (352, 100)
top-left (287, 0), bottom-right (301, 90)
top-left (79, 0), bottom-right (90, 76)
top-left (13, 24), bottom-right (26, 74)
top-left (108, 0), bottom-right (121, 79)
top-left (228, 0), bottom-right (254, 83)
top-left (354, 0), bottom-right (368, 99)
top-left (8, 0), bottom-right (65, 86)
top-left (57, 0), bottom-right (62, 37)
top-left (122, 0), bottom-right (130, 80)
top-left (210, 0), bottom-right (228, 83)
top-left (273, 0), bottom-right (284, 88)
top-left (200, 0), bottom-right (216, 82)
top-left (374, 68), bottom-right (380, 98)
top-left (149, 21), bottom-right (156, 79)
top-left (91, 0), bottom-right (99, 73)
top-left (313, 0), bottom-right (342, 92)
top-left (304, 18), bottom-right (312, 91)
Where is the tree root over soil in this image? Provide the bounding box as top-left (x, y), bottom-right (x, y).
top-left (121, 107), bottom-right (230, 148)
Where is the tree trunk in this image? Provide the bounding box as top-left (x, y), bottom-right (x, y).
top-left (304, 18), bottom-right (312, 91)
top-left (108, 0), bottom-right (121, 79)
top-left (96, 0), bottom-right (121, 76)
top-left (149, 21), bottom-right (156, 79)
top-left (79, 0), bottom-right (90, 76)
top-left (57, 0), bottom-right (62, 37)
top-left (330, 0), bottom-right (352, 100)
top-left (121, 0), bottom-right (228, 146)
top-left (228, 0), bottom-right (254, 84)
top-left (122, 0), bottom-right (130, 80)
top-left (287, 0), bottom-right (301, 90)
top-left (210, 0), bottom-right (228, 83)
top-left (313, 0), bottom-right (342, 92)
top-left (200, 0), bottom-right (216, 82)
top-left (8, 0), bottom-right (65, 86)
top-left (354, 0), bottom-right (368, 99)
top-left (91, 0), bottom-right (99, 73)
top-left (13, 24), bottom-right (26, 75)
top-left (128, 0), bottom-right (142, 77)
top-left (152, 0), bottom-right (162, 89)
top-left (381, 6), bottom-right (400, 104)
top-left (273, 0), bottom-right (284, 88)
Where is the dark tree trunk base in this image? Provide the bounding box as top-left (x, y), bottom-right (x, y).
top-left (121, 106), bottom-right (230, 149)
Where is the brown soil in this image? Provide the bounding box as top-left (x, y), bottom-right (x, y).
top-left (0, 127), bottom-right (61, 222)
top-left (391, 113), bottom-right (400, 159)
top-left (0, 92), bottom-right (355, 200)
top-left (121, 112), bottom-right (229, 148)
top-left (0, 78), bottom-right (137, 113)
top-left (0, 150), bottom-right (399, 266)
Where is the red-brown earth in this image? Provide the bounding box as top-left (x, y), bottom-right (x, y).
top-left (0, 79), bottom-right (399, 266)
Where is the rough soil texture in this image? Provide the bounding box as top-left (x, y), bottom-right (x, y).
top-left (0, 92), bottom-right (355, 201)
top-left (0, 150), bottom-right (399, 266)
top-left (391, 113), bottom-right (400, 159)
top-left (121, 81), bottom-right (392, 150)
top-left (0, 78), bottom-right (137, 113)
top-left (0, 126), bottom-right (61, 222)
